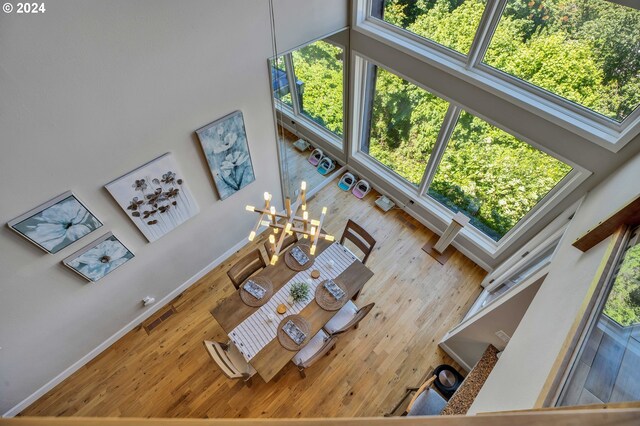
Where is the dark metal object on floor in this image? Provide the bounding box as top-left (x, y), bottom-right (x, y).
top-left (433, 364), bottom-right (464, 399)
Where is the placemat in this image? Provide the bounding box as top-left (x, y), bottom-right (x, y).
top-left (277, 315), bottom-right (310, 351)
top-left (284, 244), bottom-right (315, 271)
top-left (315, 279), bottom-right (349, 311)
top-left (239, 276), bottom-right (273, 307)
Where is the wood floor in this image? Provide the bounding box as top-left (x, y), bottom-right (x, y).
top-left (21, 184), bottom-right (485, 418)
top-left (278, 127), bottom-right (338, 196)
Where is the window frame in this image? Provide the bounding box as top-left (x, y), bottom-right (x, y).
top-left (356, 0), bottom-right (640, 152)
top-left (351, 53), bottom-right (590, 256)
top-left (270, 37), bottom-right (347, 153)
top-left (553, 225), bottom-right (640, 406)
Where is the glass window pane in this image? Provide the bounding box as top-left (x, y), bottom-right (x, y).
top-left (373, 0), bottom-right (488, 56)
top-left (428, 111), bottom-right (572, 241)
top-left (271, 56), bottom-right (293, 108)
top-left (484, 0), bottom-right (640, 122)
top-left (559, 239), bottom-right (640, 405)
top-left (364, 66), bottom-right (450, 186)
top-left (291, 40), bottom-right (344, 137)
top-left (604, 243), bottom-right (640, 327)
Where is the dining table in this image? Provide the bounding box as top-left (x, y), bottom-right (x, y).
top-left (210, 237), bottom-right (374, 382)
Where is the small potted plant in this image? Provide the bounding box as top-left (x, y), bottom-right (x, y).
top-left (288, 282), bottom-right (310, 305)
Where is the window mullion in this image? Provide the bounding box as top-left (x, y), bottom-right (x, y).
top-left (284, 53), bottom-right (301, 116)
top-left (466, 0), bottom-right (507, 68)
top-left (418, 105), bottom-right (461, 196)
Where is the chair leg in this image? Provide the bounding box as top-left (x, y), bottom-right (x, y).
top-left (298, 367), bottom-right (306, 379)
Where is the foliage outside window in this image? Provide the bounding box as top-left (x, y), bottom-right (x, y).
top-left (291, 41), bottom-right (344, 137)
top-left (603, 243), bottom-right (640, 326)
top-left (372, 0), bottom-right (640, 123)
top-left (376, 0), bottom-right (488, 56)
top-left (483, 0), bottom-right (640, 122)
top-left (362, 64), bottom-right (572, 240)
top-left (271, 40), bottom-right (344, 139)
top-left (366, 67), bottom-right (450, 186)
top-left (429, 111), bottom-right (572, 240)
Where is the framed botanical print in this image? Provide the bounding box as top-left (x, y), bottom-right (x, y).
top-left (8, 191), bottom-right (103, 254)
top-left (63, 232), bottom-right (134, 282)
top-left (196, 111), bottom-right (256, 200)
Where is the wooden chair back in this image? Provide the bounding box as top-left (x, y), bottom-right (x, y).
top-left (264, 233), bottom-right (298, 260)
top-left (227, 249), bottom-right (266, 290)
top-left (203, 340), bottom-right (248, 381)
top-left (297, 335), bottom-right (337, 378)
top-left (385, 374), bottom-right (439, 416)
top-left (407, 375), bottom-right (438, 413)
top-left (331, 303), bottom-right (375, 336)
top-left (340, 219), bottom-right (376, 264)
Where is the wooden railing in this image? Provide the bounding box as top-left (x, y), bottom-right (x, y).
top-left (3, 408), bottom-right (640, 426)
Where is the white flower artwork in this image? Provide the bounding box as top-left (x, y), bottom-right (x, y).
top-left (8, 191), bottom-right (103, 254)
top-left (105, 153), bottom-right (199, 242)
top-left (63, 232), bottom-right (134, 282)
top-left (196, 111), bottom-right (256, 200)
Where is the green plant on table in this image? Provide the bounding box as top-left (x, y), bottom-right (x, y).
top-left (290, 282), bottom-right (310, 303)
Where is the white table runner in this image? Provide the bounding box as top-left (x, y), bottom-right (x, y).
top-left (229, 243), bottom-right (357, 361)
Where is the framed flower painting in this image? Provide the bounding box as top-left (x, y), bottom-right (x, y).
top-left (7, 191), bottom-right (103, 254)
top-left (63, 232), bottom-right (134, 282)
top-left (105, 153), bottom-right (199, 242)
top-left (196, 110), bottom-right (256, 200)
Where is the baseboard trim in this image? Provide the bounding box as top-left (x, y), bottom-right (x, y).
top-left (439, 342), bottom-right (473, 373)
top-left (2, 236), bottom-right (251, 418)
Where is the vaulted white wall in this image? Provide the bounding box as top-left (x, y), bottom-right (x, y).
top-left (0, 0), bottom-right (347, 415)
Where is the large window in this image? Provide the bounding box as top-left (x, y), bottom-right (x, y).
top-left (558, 228), bottom-right (640, 405)
top-left (292, 41), bottom-right (344, 137)
top-left (372, 0), bottom-right (488, 56)
top-left (484, 0), bottom-right (640, 122)
top-left (272, 39), bottom-right (344, 140)
top-left (365, 67), bottom-right (450, 186)
top-left (367, 0), bottom-right (640, 130)
top-left (271, 56), bottom-right (293, 108)
top-left (360, 64), bottom-right (573, 242)
top-left (428, 111), bottom-right (572, 240)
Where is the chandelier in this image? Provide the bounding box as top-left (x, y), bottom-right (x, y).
top-left (245, 181), bottom-right (334, 264)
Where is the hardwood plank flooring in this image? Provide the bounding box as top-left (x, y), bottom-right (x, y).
top-left (21, 183), bottom-right (484, 418)
top-left (278, 127), bottom-right (338, 196)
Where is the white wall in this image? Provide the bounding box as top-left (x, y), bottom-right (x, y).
top-left (0, 0), bottom-right (347, 415)
top-left (469, 150), bottom-right (640, 413)
top-left (441, 275), bottom-right (544, 371)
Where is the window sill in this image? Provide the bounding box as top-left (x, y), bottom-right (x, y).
top-left (350, 152), bottom-right (500, 256)
top-left (350, 150), bottom-right (589, 260)
top-left (353, 18), bottom-right (639, 153)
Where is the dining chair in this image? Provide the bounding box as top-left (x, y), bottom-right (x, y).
top-left (340, 219), bottom-right (376, 265)
top-left (227, 249), bottom-right (266, 290)
top-left (264, 232), bottom-right (298, 261)
top-left (323, 301), bottom-right (375, 336)
top-left (385, 375), bottom-right (446, 416)
top-left (291, 330), bottom-right (337, 378)
top-left (203, 340), bottom-right (256, 385)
